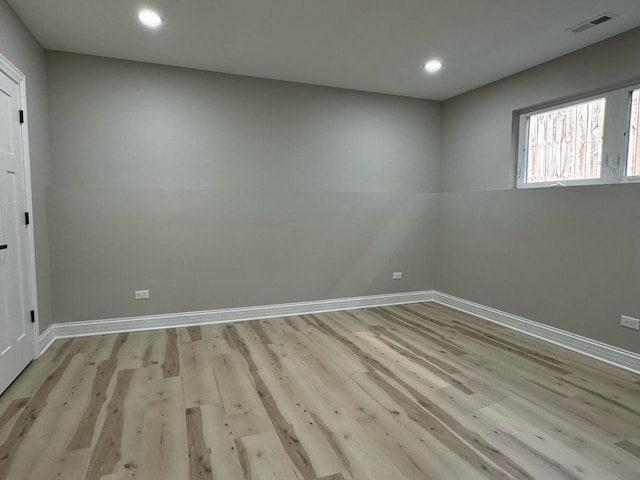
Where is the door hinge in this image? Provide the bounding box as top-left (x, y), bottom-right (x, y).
top-left (25, 212), bottom-right (30, 225)
top-left (30, 310), bottom-right (35, 323)
top-left (19, 110), bottom-right (24, 124)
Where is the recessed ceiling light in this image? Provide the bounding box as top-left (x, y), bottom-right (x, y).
top-left (424, 60), bottom-right (443, 73)
top-left (138, 9), bottom-right (163, 28)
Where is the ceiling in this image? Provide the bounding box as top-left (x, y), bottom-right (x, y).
top-left (8, 0), bottom-right (640, 100)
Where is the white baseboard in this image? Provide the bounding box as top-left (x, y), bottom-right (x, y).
top-left (38, 290), bottom-right (435, 355)
top-left (38, 289), bottom-right (640, 375)
top-left (431, 291), bottom-right (640, 375)
top-left (38, 325), bottom-right (56, 356)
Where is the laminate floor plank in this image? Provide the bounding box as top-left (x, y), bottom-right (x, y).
top-left (0, 398), bottom-right (28, 445)
top-left (200, 326), bottom-right (235, 355)
top-left (162, 329), bottom-right (180, 378)
top-left (141, 376), bottom-right (190, 480)
top-left (474, 404), bottom-right (631, 480)
top-left (178, 340), bottom-right (221, 408)
top-left (284, 340), bottom-right (491, 479)
top-left (1, 303), bottom-right (639, 479)
top-left (245, 340), bottom-right (356, 478)
top-left (26, 359), bottom-right (99, 480)
top-left (0, 354), bottom-right (75, 479)
top-left (3, 434), bottom-right (51, 480)
top-left (353, 330), bottom-right (456, 392)
top-left (0, 338), bottom-right (71, 415)
top-left (236, 431), bottom-right (306, 480)
top-left (477, 396), bottom-right (640, 479)
top-left (292, 326), bottom-right (370, 376)
top-left (177, 327), bottom-right (194, 344)
top-left (26, 447), bottom-right (90, 480)
top-left (259, 344), bottom-right (411, 480)
top-left (113, 366), bottom-right (162, 479)
top-left (116, 332), bottom-right (150, 370)
top-left (209, 351), bottom-right (273, 439)
top-left (198, 402), bottom-right (246, 480)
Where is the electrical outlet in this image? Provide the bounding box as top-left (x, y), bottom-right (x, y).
top-left (392, 272), bottom-right (403, 280)
top-left (135, 289), bottom-right (150, 300)
top-left (620, 315), bottom-right (640, 331)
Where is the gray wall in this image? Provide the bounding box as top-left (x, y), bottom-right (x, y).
top-left (0, 1), bottom-right (53, 332)
top-left (47, 52), bottom-right (441, 322)
top-left (438, 28), bottom-right (640, 353)
top-left (36, 24), bottom-right (640, 355)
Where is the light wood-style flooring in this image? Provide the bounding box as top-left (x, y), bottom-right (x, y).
top-left (1, 303), bottom-right (640, 479)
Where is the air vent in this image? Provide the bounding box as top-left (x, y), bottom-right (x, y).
top-left (568, 12), bottom-right (617, 34)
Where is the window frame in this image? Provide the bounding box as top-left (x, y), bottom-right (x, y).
top-left (625, 88), bottom-right (640, 180)
top-left (517, 83), bottom-right (640, 189)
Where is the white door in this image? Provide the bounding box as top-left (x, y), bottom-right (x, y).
top-left (0, 65), bottom-right (34, 394)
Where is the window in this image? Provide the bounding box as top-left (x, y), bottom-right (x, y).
top-left (526, 98), bottom-right (605, 184)
top-left (518, 85), bottom-right (640, 187)
top-left (627, 89), bottom-right (640, 177)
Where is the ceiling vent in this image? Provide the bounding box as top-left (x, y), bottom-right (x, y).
top-left (568, 12), bottom-right (617, 34)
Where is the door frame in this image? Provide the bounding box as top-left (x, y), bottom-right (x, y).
top-left (0, 52), bottom-right (40, 358)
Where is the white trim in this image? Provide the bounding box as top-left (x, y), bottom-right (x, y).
top-left (37, 289), bottom-right (640, 375)
top-left (39, 290), bottom-right (434, 346)
top-left (38, 325), bottom-right (56, 356)
top-left (0, 53), bottom-right (39, 359)
top-left (431, 291), bottom-right (640, 375)
top-left (18, 65), bottom-right (40, 358)
top-left (0, 52), bottom-right (25, 83)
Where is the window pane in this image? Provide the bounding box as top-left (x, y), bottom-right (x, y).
top-left (526, 98), bottom-right (606, 183)
top-left (627, 89), bottom-right (640, 177)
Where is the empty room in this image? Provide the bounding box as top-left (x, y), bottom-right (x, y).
top-left (1, 0), bottom-right (640, 479)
